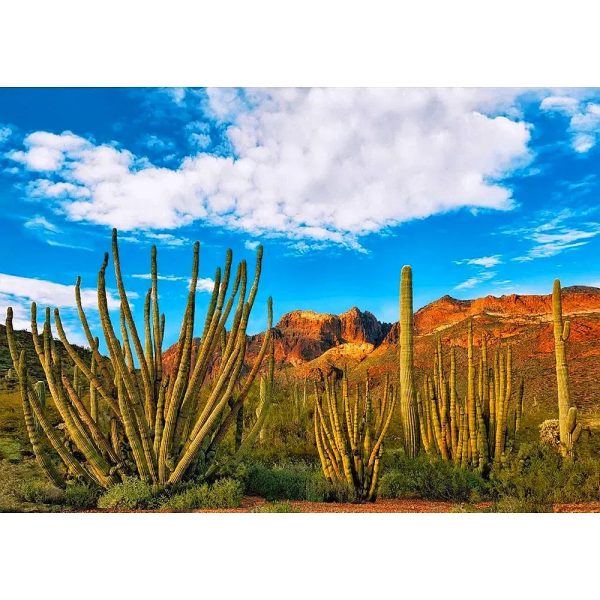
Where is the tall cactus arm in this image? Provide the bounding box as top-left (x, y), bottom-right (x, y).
top-left (553, 279), bottom-right (573, 453)
top-left (201, 297), bottom-right (273, 457)
top-left (75, 276), bottom-right (114, 390)
top-left (53, 308), bottom-right (119, 417)
top-left (111, 229), bottom-right (155, 425)
top-left (399, 265), bottom-right (420, 457)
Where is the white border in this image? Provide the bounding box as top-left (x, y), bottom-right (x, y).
top-left (1, 1), bottom-right (600, 596)
top-left (0, 1), bottom-right (599, 86)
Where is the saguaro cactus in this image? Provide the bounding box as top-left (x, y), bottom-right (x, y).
top-left (314, 372), bottom-right (396, 502)
top-left (399, 265), bottom-right (420, 458)
top-left (6, 229), bottom-right (273, 489)
top-left (552, 279), bottom-right (581, 456)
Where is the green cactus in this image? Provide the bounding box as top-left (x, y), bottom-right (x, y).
top-left (314, 372), bottom-right (396, 502)
top-left (419, 321), bottom-right (519, 470)
top-left (552, 279), bottom-right (579, 457)
top-left (399, 265), bottom-right (420, 458)
top-left (5, 229), bottom-right (273, 489)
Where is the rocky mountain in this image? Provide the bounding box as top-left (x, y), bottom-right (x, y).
top-left (144, 286), bottom-right (600, 416)
top-left (162, 306), bottom-right (391, 375)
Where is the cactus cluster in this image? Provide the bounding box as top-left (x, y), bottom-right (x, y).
top-left (5, 229), bottom-right (274, 489)
top-left (552, 279), bottom-right (582, 456)
top-left (313, 372), bottom-right (396, 502)
top-left (418, 320), bottom-right (523, 469)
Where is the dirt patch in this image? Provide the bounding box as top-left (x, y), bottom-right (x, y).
top-left (193, 496), bottom-right (478, 513)
top-left (553, 502), bottom-right (600, 513)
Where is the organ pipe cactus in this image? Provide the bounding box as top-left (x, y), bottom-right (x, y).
top-left (314, 372), bottom-right (396, 502)
top-left (5, 229), bottom-right (273, 489)
top-left (399, 265), bottom-right (420, 458)
top-left (552, 279), bottom-right (581, 456)
top-left (418, 322), bottom-right (519, 469)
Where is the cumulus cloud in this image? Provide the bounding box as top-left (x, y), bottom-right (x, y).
top-left (244, 240), bottom-right (260, 251)
top-left (541, 95), bottom-right (600, 153)
top-left (196, 277), bottom-right (215, 293)
top-left (0, 272), bottom-right (125, 345)
top-left (0, 272), bottom-right (120, 310)
top-left (9, 89), bottom-right (532, 250)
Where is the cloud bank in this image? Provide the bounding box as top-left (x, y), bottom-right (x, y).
top-left (8, 89), bottom-right (532, 250)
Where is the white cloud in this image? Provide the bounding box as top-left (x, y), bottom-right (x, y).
top-left (131, 273), bottom-right (187, 282)
top-left (244, 240), bottom-right (260, 251)
top-left (455, 255), bottom-right (502, 268)
top-left (24, 215), bottom-right (59, 234)
top-left (119, 232), bottom-right (190, 247)
top-left (23, 214), bottom-right (92, 251)
top-left (510, 210), bottom-right (600, 261)
top-left (454, 271), bottom-right (496, 290)
top-left (540, 96), bottom-right (579, 114)
top-left (9, 131), bottom-right (90, 171)
top-left (0, 272), bottom-right (125, 346)
top-left (572, 134), bottom-right (595, 153)
top-left (196, 277), bottom-right (215, 293)
top-left (10, 89), bottom-right (532, 250)
top-left (541, 95), bottom-right (600, 153)
top-left (0, 272), bottom-right (120, 310)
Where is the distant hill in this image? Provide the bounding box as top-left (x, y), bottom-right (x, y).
top-left (164, 285), bottom-right (600, 418)
top-left (0, 324), bottom-right (92, 385)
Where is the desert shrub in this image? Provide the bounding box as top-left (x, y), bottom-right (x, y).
top-left (305, 472), bottom-right (356, 503)
top-left (492, 496), bottom-right (553, 513)
top-left (97, 477), bottom-right (154, 510)
top-left (17, 480), bottom-right (64, 505)
top-left (65, 483), bottom-right (101, 509)
top-left (245, 463), bottom-right (313, 501)
top-left (161, 478), bottom-right (243, 511)
top-left (0, 437), bottom-right (22, 463)
top-left (252, 501), bottom-right (300, 513)
top-left (378, 453), bottom-right (490, 502)
top-left (245, 462), bottom-right (358, 502)
top-left (490, 442), bottom-right (600, 506)
top-left (539, 419), bottom-right (560, 448)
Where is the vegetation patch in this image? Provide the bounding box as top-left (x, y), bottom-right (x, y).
top-left (379, 453), bottom-right (490, 502)
top-left (161, 478), bottom-right (243, 511)
top-left (97, 478), bottom-right (155, 510)
top-left (252, 501), bottom-right (300, 513)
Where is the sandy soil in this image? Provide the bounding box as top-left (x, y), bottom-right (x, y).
top-left (194, 496), bottom-right (464, 513)
top-left (193, 497), bottom-right (600, 513)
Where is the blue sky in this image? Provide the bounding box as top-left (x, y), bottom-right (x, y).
top-left (1, 88), bottom-right (600, 346)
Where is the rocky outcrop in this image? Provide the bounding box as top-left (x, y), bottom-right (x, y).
top-left (163, 286), bottom-right (600, 374)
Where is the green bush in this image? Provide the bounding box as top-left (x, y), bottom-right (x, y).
top-left (161, 478), bottom-right (243, 511)
top-left (305, 471), bottom-right (356, 503)
top-left (489, 442), bottom-right (600, 506)
top-left (252, 501), bottom-right (300, 513)
top-left (97, 477), bottom-right (154, 510)
top-left (245, 463), bottom-right (312, 501)
top-left (65, 483), bottom-right (100, 509)
top-left (0, 437), bottom-right (22, 463)
top-left (17, 480), bottom-right (64, 505)
top-left (245, 462), bottom-right (355, 502)
top-left (378, 453), bottom-right (490, 502)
